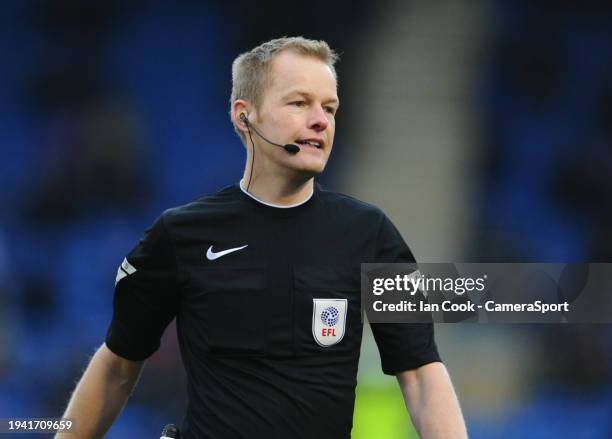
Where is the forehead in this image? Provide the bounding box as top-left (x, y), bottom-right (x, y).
top-left (264, 51), bottom-right (338, 100)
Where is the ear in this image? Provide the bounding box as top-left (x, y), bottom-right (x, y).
top-left (232, 99), bottom-right (251, 133)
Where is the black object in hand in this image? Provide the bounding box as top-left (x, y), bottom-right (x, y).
top-left (160, 424), bottom-right (181, 439)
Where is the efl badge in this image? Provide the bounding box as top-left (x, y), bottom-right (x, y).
top-left (312, 298), bottom-right (347, 347)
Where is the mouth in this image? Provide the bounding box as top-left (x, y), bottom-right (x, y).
top-left (295, 139), bottom-right (323, 149)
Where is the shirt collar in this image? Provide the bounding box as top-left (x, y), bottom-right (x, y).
top-left (239, 179), bottom-right (314, 209)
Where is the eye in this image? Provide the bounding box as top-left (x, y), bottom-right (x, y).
top-left (325, 106), bottom-right (337, 115)
top-left (290, 100), bottom-right (306, 107)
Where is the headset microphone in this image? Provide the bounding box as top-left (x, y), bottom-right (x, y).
top-left (240, 113), bottom-right (301, 154)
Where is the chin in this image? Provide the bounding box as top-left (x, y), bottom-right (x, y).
top-left (293, 160), bottom-right (327, 176)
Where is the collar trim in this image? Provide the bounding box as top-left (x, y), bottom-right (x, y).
top-left (239, 180), bottom-right (314, 209)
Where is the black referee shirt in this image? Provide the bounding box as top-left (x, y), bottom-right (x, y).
top-left (106, 182), bottom-right (440, 439)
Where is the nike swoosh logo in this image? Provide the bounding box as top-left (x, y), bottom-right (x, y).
top-left (206, 244), bottom-right (248, 261)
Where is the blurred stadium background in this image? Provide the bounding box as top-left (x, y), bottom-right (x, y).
top-left (1, 0), bottom-right (611, 437)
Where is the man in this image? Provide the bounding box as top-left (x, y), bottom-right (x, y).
top-left (58, 37), bottom-right (467, 439)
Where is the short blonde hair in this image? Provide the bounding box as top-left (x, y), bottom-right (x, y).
top-left (230, 36), bottom-right (339, 142)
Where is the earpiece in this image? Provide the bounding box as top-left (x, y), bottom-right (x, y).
top-left (240, 113), bottom-right (248, 126)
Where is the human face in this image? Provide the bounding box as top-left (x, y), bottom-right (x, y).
top-left (252, 51), bottom-right (339, 177)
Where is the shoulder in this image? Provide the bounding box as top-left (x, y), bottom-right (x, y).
top-left (315, 185), bottom-right (413, 261)
top-left (316, 184), bottom-right (389, 235)
top-left (160, 184), bottom-right (241, 229)
top-left (317, 184), bottom-right (386, 222)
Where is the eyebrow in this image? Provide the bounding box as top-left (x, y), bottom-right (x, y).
top-left (284, 90), bottom-right (340, 106)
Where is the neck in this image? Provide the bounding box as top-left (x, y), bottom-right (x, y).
top-left (242, 168), bottom-right (314, 206)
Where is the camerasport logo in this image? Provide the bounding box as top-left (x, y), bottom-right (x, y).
top-left (312, 299), bottom-right (347, 347)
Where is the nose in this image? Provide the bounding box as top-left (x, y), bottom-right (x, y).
top-left (307, 105), bottom-right (329, 132)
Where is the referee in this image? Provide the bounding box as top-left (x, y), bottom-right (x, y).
top-left (57, 37), bottom-right (467, 439)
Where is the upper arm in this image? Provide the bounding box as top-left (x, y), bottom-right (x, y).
top-left (370, 321), bottom-right (441, 375)
top-left (106, 213), bottom-right (180, 361)
top-left (370, 213), bottom-right (440, 374)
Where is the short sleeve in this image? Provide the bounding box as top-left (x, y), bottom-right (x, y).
top-left (105, 213), bottom-right (179, 361)
top-left (369, 214), bottom-right (441, 375)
